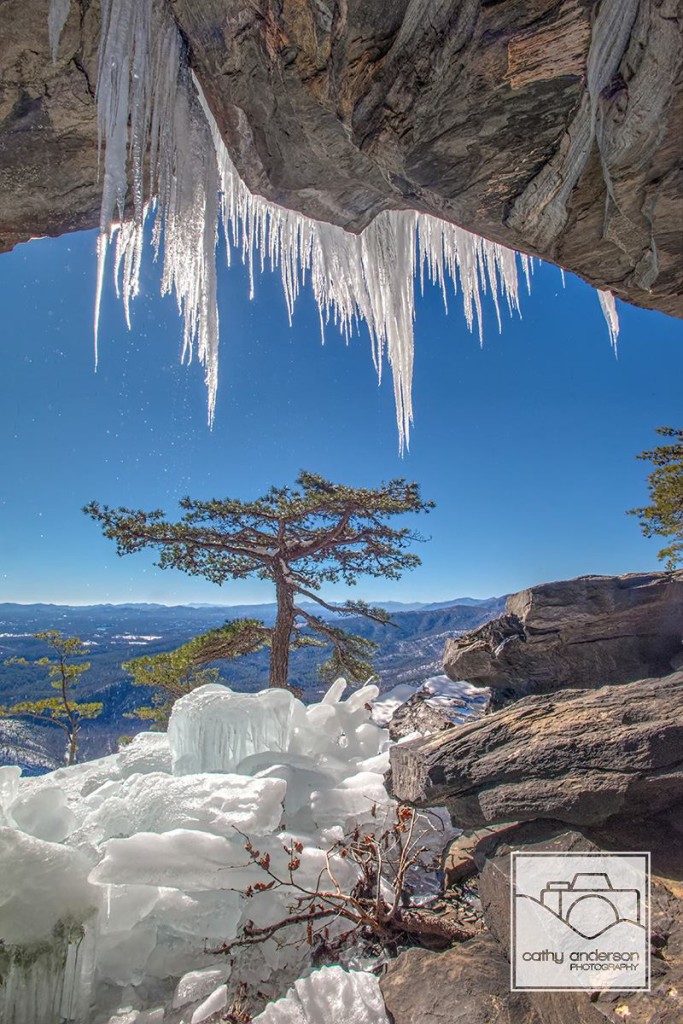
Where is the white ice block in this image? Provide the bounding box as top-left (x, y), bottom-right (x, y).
top-left (168, 685), bottom-right (308, 774)
top-left (81, 771), bottom-right (286, 841)
top-left (0, 827), bottom-right (99, 944)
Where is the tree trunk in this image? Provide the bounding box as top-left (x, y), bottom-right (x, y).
top-left (270, 576), bottom-right (295, 689)
top-left (67, 729), bottom-right (77, 766)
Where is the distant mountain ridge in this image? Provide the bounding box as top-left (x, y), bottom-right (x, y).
top-left (0, 596), bottom-right (496, 617)
top-left (0, 596), bottom-right (504, 770)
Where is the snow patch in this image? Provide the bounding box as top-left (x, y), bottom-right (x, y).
top-left (371, 674), bottom-right (487, 728)
top-left (252, 966), bottom-right (389, 1024)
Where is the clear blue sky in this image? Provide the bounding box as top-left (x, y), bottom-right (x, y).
top-left (0, 227), bottom-right (680, 605)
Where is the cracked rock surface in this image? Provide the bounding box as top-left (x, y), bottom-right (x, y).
top-left (387, 671), bottom-right (683, 828)
top-left (443, 571), bottom-right (683, 704)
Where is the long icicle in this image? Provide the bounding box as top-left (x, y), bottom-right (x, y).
top-left (49, 0), bottom-right (620, 451)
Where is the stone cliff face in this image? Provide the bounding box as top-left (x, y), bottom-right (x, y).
top-left (1, 0), bottom-right (681, 317)
top-left (385, 572), bottom-right (683, 1023)
top-left (443, 570), bottom-right (683, 705)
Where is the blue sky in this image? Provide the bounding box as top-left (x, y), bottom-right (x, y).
top-left (0, 226), bottom-right (681, 605)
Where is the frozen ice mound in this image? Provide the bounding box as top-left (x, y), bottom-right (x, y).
top-left (168, 685), bottom-right (309, 774)
top-left (0, 828), bottom-right (100, 1024)
top-left (310, 770), bottom-right (394, 831)
top-left (0, 679), bottom-right (408, 1023)
top-left (92, 827), bottom-right (250, 890)
top-left (10, 785), bottom-right (79, 842)
top-left (0, 828), bottom-right (100, 944)
top-left (0, 765), bottom-right (21, 825)
top-left (117, 731), bottom-right (173, 776)
top-left (190, 982), bottom-right (228, 1022)
top-left (173, 966), bottom-right (228, 1008)
top-left (252, 966), bottom-right (389, 1023)
top-left (168, 682), bottom-right (386, 775)
top-left (79, 771), bottom-right (286, 841)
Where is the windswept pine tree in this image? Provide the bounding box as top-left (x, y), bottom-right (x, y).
top-left (1, 631), bottom-right (103, 765)
top-left (86, 472), bottom-right (434, 689)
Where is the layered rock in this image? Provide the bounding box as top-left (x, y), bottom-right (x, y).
top-left (478, 822), bottom-right (683, 1024)
top-left (388, 671), bottom-right (683, 828)
top-left (488, 824), bottom-right (679, 1022)
top-left (0, 0), bottom-right (101, 252)
top-left (387, 691), bottom-right (455, 741)
top-left (385, 817), bottom-right (683, 1022)
top-left (385, 571), bottom-right (683, 1022)
top-left (381, 935), bottom-right (545, 1024)
top-left (442, 823), bottom-right (516, 887)
top-left (444, 571), bottom-right (683, 705)
top-left (1, 1), bottom-right (682, 316)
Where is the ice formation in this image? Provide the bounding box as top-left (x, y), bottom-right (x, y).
top-left (49, 0), bottom-right (619, 451)
top-left (598, 288), bottom-right (620, 353)
top-left (0, 679), bottom-right (457, 1023)
top-left (251, 966), bottom-right (389, 1024)
top-left (48, 0), bottom-right (70, 63)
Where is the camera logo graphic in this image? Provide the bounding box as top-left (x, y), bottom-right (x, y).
top-left (540, 872), bottom-right (641, 936)
top-left (511, 852), bottom-right (650, 991)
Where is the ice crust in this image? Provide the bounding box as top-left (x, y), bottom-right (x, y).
top-left (252, 966), bottom-right (389, 1024)
top-left (0, 680), bottom-right (406, 1023)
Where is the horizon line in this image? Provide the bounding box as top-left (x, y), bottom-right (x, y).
top-left (0, 595), bottom-right (498, 610)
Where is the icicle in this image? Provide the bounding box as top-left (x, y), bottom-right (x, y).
top-left (48, 0), bottom-right (71, 63)
top-left (65, 0), bottom-right (618, 451)
top-left (93, 0), bottom-right (220, 421)
top-left (200, 81), bottom-right (526, 450)
top-left (598, 289), bottom-right (620, 353)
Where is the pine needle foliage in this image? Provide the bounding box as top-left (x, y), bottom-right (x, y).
top-left (628, 427), bottom-right (683, 570)
top-left (85, 472), bottom-right (434, 689)
top-left (123, 619), bottom-right (270, 726)
top-left (1, 631), bottom-right (103, 765)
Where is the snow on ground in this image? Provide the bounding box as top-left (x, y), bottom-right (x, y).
top-left (252, 966), bottom-right (389, 1024)
top-left (0, 679), bottom-right (448, 1024)
top-left (370, 674), bottom-right (488, 728)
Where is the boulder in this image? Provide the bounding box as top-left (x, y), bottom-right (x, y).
top-left (476, 822), bottom-right (683, 1024)
top-left (388, 672), bottom-right (683, 828)
top-left (442, 824), bottom-right (518, 888)
top-left (385, 818), bottom-right (683, 1023)
top-left (477, 822), bottom-right (601, 950)
top-left (388, 691), bottom-right (455, 741)
top-left (380, 936), bottom-right (545, 1024)
top-left (443, 571), bottom-right (683, 705)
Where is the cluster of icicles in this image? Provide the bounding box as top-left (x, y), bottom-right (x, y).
top-left (50, 0), bottom-right (618, 452)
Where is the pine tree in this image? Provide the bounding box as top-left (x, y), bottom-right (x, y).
top-left (85, 472), bottom-right (434, 689)
top-left (1, 631), bottom-right (103, 765)
top-left (123, 620), bottom-right (270, 726)
top-left (628, 427), bottom-right (683, 570)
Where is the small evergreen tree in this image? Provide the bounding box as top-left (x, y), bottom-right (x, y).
top-left (1, 631), bottom-right (103, 765)
top-left (123, 619), bottom-right (270, 726)
top-left (85, 472), bottom-right (434, 689)
top-left (628, 427), bottom-right (683, 570)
